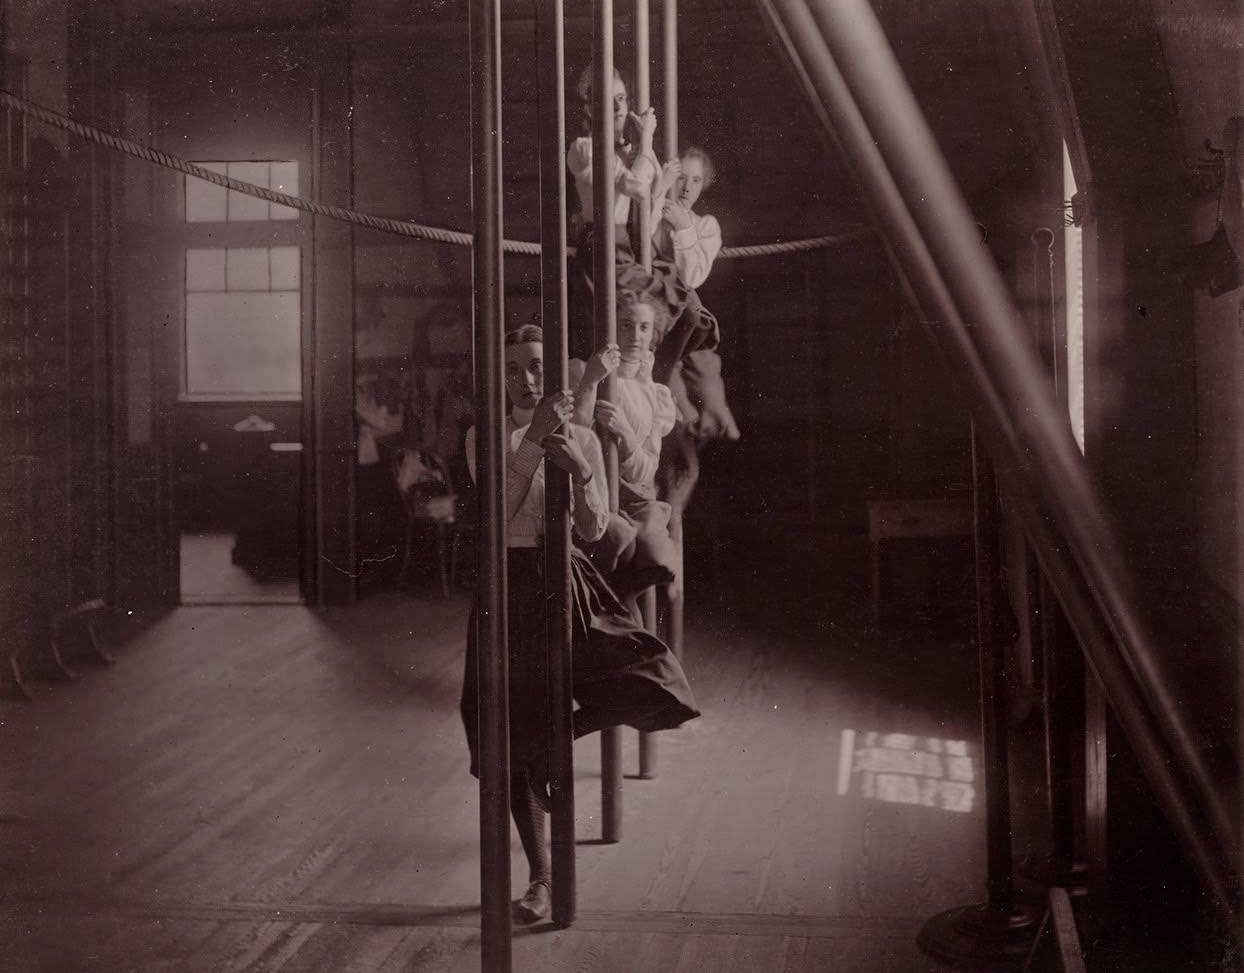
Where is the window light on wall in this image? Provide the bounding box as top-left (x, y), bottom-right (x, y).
top-left (185, 161), bottom-right (299, 222)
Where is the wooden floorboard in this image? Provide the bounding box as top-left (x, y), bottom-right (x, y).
top-left (3, 586), bottom-right (980, 971)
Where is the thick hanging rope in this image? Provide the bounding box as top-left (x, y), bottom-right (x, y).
top-left (1, 88), bottom-right (869, 259)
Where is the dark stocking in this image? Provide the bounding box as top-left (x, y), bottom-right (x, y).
top-left (510, 770), bottom-right (551, 887)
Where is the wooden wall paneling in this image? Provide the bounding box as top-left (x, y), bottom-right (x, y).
top-left (67, 0), bottom-right (169, 612)
top-left (3, 189), bottom-right (39, 684)
top-left (1, 10), bottom-right (115, 686)
top-left (1, 55), bottom-right (38, 691)
top-left (3, 51), bottom-right (84, 686)
top-left (28, 135), bottom-right (72, 660)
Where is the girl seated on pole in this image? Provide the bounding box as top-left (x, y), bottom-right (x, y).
top-left (569, 288), bottom-right (680, 594)
top-left (460, 324), bottom-right (699, 924)
top-left (650, 146), bottom-right (740, 442)
top-left (566, 68), bottom-right (737, 443)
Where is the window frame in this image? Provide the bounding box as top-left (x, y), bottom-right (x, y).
top-left (177, 160), bottom-right (308, 404)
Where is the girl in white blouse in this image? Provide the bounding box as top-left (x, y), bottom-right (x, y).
top-left (566, 66), bottom-right (693, 366)
top-left (460, 325), bottom-right (699, 924)
top-left (565, 67), bottom-right (659, 237)
top-left (651, 146), bottom-right (740, 442)
top-left (569, 290), bottom-right (680, 592)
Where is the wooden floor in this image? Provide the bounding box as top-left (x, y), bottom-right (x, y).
top-left (180, 532), bottom-right (300, 605)
top-left (1, 579), bottom-right (984, 971)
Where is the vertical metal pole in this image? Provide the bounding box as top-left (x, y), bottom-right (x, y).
top-left (633, 0), bottom-right (659, 782)
top-left (662, 0), bottom-right (678, 163)
top-left (637, 586), bottom-right (658, 778)
top-left (970, 426), bottom-right (1015, 912)
top-left (661, 0), bottom-right (685, 671)
top-left (469, 0), bottom-right (511, 966)
top-left (1040, 576), bottom-right (1077, 881)
top-left (593, 0), bottom-right (623, 845)
top-left (1029, 227), bottom-right (1078, 891)
top-left (916, 422), bottom-right (1037, 965)
top-left (634, 0), bottom-right (653, 273)
top-left (536, 0), bottom-right (577, 928)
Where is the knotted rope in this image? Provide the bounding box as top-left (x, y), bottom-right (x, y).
top-left (2, 89), bottom-right (870, 259)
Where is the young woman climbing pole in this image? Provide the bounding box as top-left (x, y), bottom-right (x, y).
top-left (460, 325), bottom-right (699, 923)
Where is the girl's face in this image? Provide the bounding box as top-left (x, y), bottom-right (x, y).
top-left (675, 155), bottom-right (707, 210)
top-left (582, 77), bottom-right (629, 143)
top-left (504, 341), bottom-right (543, 411)
top-left (611, 78), bottom-right (629, 138)
top-left (618, 302), bottom-right (656, 362)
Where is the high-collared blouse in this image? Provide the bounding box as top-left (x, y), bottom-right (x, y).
top-left (568, 355), bottom-right (676, 494)
top-left (567, 136), bottom-right (660, 227)
top-left (465, 412), bottom-right (610, 548)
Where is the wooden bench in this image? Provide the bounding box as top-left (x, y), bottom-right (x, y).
top-left (867, 498), bottom-right (972, 626)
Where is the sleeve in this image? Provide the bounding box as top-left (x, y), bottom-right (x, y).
top-left (651, 381), bottom-right (677, 439)
top-left (616, 145), bottom-right (660, 202)
top-left (630, 145), bottom-right (660, 192)
top-left (670, 213), bottom-right (722, 289)
top-left (567, 137), bottom-right (592, 179)
top-left (569, 426), bottom-right (610, 543)
top-left (568, 357), bottom-right (587, 388)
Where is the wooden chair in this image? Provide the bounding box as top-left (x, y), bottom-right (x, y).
top-left (391, 447), bottom-right (466, 597)
top-left (51, 598), bottom-right (112, 670)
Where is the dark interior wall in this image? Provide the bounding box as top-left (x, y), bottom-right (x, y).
top-left (1152, 0), bottom-right (1244, 606)
top-left (1046, 0), bottom-right (1240, 946)
top-left (341, 0), bottom-right (1051, 595)
top-left (5, 0), bottom-right (1054, 610)
top-left (2, 0), bottom-right (118, 665)
top-left (340, 4), bottom-right (906, 587)
top-left (1054, 0), bottom-right (1205, 582)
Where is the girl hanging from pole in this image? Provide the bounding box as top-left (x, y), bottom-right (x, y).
top-left (566, 64), bottom-right (665, 357)
top-left (650, 146), bottom-right (740, 443)
top-left (566, 67), bottom-right (738, 446)
top-left (460, 325), bottom-right (700, 924)
top-left (569, 288), bottom-right (680, 597)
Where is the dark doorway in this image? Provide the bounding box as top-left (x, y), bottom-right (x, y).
top-left (169, 164), bottom-right (311, 605)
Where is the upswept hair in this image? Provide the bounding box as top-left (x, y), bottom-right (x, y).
top-left (681, 145), bottom-right (717, 190)
top-left (617, 288), bottom-right (671, 335)
top-left (504, 323), bottom-right (544, 347)
top-left (575, 64), bottom-right (626, 105)
top-left (575, 65), bottom-right (628, 136)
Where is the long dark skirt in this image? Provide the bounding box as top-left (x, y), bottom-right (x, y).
top-left (461, 546), bottom-right (699, 778)
top-left (568, 224), bottom-right (718, 368)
